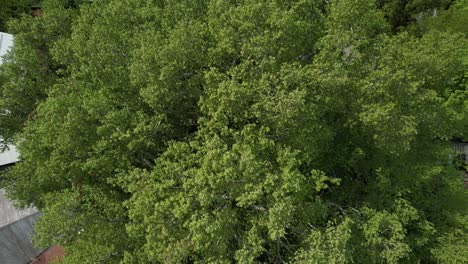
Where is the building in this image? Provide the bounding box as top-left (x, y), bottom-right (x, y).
top-left (0, 144), bottom-right (44, 263)
top-left (453, 141), bottom-right (468, 162)
top-left (1, 31), bottom-right (63, 264)
top-left (453, 139), bottom-right (468, 188)
top-left (0, 31), bottom-right (13, 64)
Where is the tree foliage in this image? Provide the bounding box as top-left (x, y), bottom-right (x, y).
top-left (0, 0), bottom-right (467, 263)
top-left (0, 0), bottom-right (39, 32)
top-left (378, 0), bottom-right (455, 31)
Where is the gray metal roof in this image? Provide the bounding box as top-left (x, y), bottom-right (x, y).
top-left (0, 31), bottom-right (13, 64)
top-left (0, 31), bottom-right (19, 167)
top-left (1, 32), bottom-right (40, 262)
top-left (0, 213), bottom-right (42, 264)
top-left (0, 144), bottom-right (19, 166)
top-left (0, 31), bottom-right (19, 166)
top-left (0, 189), bottom-right (38, 228)
top-left (0, 189), bottom-right (40, 264)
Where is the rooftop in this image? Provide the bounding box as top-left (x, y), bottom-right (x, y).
top-left (0, 31), bottom-right (13, 64)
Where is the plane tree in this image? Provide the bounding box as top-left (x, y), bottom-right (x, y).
top-left (0, 0), bottom-right (466, 263)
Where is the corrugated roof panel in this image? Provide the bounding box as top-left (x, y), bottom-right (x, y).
top-left (0, 213), bottom-right (42, 264)
top-left (0, 31), bottom-right (19, 166)
top-left (0, 189), bottom-right (38, 228)
top-left (0, 31), bottom-right (42, 263)
top-left (0, 31), bottom-right (13, 64)
top-left (0, 144), bottom-right (19, 166)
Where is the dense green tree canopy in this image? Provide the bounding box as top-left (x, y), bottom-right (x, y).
top-left (378, 0), bottom-right (455, 31)
top-left (0, 0), bottom-right (38, 32)
top-left (1, 0), bottom-right (467, 263)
